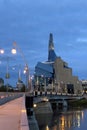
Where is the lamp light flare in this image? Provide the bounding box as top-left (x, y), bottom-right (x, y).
top-left (24, 65), bottom-right (28, 74)
top-left (0, 49), bottom-right (4, 54)
top-left (24, 70), bottom-right (26, 74)
top-left (11, 48), bottom-right (16, 54)
top-left (33, 104), bottom-right (37, 108)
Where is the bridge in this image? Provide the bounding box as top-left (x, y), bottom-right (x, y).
top-left (32, 91), bottom-right (83, 113)
top-left (33, 91), bottom-right (83, 103)
top-left (0, 92), bottom-right (29, 130)
top-left (0, 91), bottom-right (84, 130)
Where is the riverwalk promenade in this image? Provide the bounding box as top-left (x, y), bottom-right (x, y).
top-left (0, 95), bottom-right (29, 130)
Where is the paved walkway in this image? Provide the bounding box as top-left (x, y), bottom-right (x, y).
top-left (0, 97), bottom-right (23, 130)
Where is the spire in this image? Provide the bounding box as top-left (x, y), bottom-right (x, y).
top-left (49, 33), bottom-right (54, 50)
top-left (48, 33), bottom-right (57, 62)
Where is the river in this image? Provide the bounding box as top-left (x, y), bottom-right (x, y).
top-left (35, 108), bottom-right (87, 130)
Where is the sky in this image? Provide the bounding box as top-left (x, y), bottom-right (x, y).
top-left (0, 0), bottom-right (87, 86)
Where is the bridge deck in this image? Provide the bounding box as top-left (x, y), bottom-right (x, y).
top-left (0, 96), bottom-right (29, 130)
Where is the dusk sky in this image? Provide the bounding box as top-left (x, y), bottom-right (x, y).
top-left (0, 0), bottom-right (87, 85)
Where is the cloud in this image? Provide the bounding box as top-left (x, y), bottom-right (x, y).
top-left (29, 50), bottom-right (37, 54)
top-left (76, 38), bottom-right (87, 43)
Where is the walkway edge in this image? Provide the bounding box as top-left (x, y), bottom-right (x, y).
top-left (20, 94), bottom-right (29, 130)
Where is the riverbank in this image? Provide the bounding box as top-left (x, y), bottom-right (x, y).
top-left (68, 97), bottom-right (87, 108)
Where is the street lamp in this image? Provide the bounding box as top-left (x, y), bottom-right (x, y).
top-left (11, 42), bottom-right (30, 91)
top-left (5, 56), bottom-right (10, 92)
top-left (0, 48), bottom-right (10, 92)
top-left (24, 64), bottom-right (29, 90)
top-left (0, 48), bottom-right (4, 54)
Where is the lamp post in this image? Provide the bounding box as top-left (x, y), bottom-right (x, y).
top-left (5, 56), bottom-right (10, 92)
top-left (24, 64), bottom-right (29, 91)
top-left (0, 48), bottom-right (10, 92)
top-left (11, 42), bottom-right (30, 91)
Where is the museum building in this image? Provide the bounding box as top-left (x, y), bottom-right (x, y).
top-left (34, 33), bottom-right (82, 94)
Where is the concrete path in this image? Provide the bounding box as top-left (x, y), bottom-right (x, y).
top-left (0, 97), bottom-right (24, 130)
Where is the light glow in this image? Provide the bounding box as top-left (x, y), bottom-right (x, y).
top-left (21, 109), bottom-right (26, 113)
top-left (11, 48), bottom-right (17, 54)
top-left (0, 49), bottom-right (4, 54)
top-left (33, 104), bottom-right (37, 108)
top-left (46, 125), bottom-right (49, 130)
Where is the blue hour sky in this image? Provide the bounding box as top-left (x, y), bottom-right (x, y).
top-left (0, 0), bottom-right (87, 85)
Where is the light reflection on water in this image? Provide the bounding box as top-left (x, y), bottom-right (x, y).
top-left (35, 109), bottom-right (87, 130)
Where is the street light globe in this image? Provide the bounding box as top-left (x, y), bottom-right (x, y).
top-left (23, 70), bottom-right (26, 74)
top-left (0, 49), bottom-right (4, 54)
top-left (23, 65), bottom-right (28, 74)
top-left (11, 48), bottom-right (16, 54)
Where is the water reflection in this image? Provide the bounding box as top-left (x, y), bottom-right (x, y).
top-left (36, 109), bottom-right (87, 130)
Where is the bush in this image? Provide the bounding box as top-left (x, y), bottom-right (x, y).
top-left (0, 86), bottom-right (6, 92)
top-left (68, 98), bottom-right (87, 108)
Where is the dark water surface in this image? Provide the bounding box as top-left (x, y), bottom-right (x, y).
top-left (35, 108), bottom-right (87, 130)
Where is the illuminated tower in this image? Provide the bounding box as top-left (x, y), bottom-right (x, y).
top-left (48, 33), bottom-right (57, 62)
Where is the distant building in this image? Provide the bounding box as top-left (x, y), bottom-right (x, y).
top-left (34, 33), bottom-right (82, 94)
top-left (16, 78), bottom-right (24, 90)
top-left (81, 80), bottom-right (87, 93)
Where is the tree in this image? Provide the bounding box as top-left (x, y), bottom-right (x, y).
top-left (0, 85), bottom-right (6, 92)
top-left (0, 78), bottom-right (4, 87)
top-left (20, 84), bottom-right (26, 92)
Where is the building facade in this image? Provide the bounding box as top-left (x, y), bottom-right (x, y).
top-left (34, 33), bottom-right (82, 94)
top-left (54, 57), bottom-right (82, 94)
top-left (81, 80), bottom-right (87, 93)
